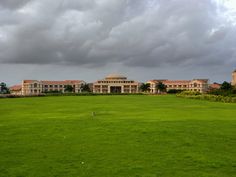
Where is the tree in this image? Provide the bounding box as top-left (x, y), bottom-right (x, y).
top-left (64, 85), bottom-right (74, 93)
top-left (80, 84), bottom-right (91, 92)
top-left (139, 83), bottom-right (150, 92)
top-left (220, 81), bottom-right (232, 90)
top-left (156, 82), bottom-right (167, 93)
top-left (0, 82), bottom-right (10, 94)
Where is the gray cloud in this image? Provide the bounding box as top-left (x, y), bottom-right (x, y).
top-left (0, 0), bottom-right (31, 9)
top-left (0, 0), bottom-right (236, 84)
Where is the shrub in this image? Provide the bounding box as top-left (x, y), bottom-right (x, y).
top-left (167, 89), bottom-right (183, 94)
top-left (177, 90), bottom-right (201, 96)
top-left (176, 93), bottom-right (236, 103)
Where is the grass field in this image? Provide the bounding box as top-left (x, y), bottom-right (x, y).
top-left (0, 95), bottom-right (236, 177)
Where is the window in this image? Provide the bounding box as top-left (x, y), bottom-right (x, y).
top-left (45, 85), bottom-right (48, 88)
top-left (50, 85), bottom-right (53, 88)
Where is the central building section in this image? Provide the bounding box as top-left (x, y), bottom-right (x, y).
top-left (93, 74), bottom-right (140, 93)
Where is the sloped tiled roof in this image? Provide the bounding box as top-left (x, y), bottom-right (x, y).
top-left (22, 80), bottom-right (83, 85)
top-left (210, 83), bottom-right (221, 89)
top-left (10, 85), bottom-right (22, 91)
top-left (148, 80), bottom-right (167, 83)
top-left (23, 80), bottom-right (37, 83)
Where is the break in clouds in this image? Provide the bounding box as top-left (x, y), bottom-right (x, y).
top-left (0, 0), bottom-right (235, 69)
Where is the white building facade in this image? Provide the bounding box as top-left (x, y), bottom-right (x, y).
top-left (93, 74), bottom-right (140, 94)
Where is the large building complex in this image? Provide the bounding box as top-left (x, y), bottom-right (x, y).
top-left (147, 79), bottom-right (209, 93)
top-left (10, 80), bottom-right (85, 95)
top-left (93, 74), bottom-right (140, 93)
top-left (12, 70), bottom-right (236, 95)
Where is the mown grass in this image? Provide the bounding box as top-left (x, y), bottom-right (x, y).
top-left (0, 95), bottom-right (236, 177)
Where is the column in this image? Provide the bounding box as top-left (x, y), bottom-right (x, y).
top-left (121, 86), bottom-right (124, 93)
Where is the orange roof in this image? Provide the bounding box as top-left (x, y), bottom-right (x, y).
top-left (149, 79), bottom-right (209, 84)
top-left (64, 80), bottom-right (83, 83)
top-left (10, 85), bottom-right (22, 91)
top-left (22, 80), bottom-right (83, 85)
top-left (148, 80), bottom-right (167, 83)
top-left (23, 80), bottom-right (37, 83)
top-left (210, 83), bottom-right (221, 89)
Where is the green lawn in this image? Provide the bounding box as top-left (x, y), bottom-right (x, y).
top-left (0, 95), bottom-right (236, 177)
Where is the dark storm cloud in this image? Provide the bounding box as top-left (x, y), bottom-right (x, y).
top-left (0, 0), bottom-right (31, 9)
top-left (0, 0), bottom-right (235, 68)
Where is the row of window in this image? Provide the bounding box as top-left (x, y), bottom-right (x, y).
top-left (167, 85), bottom-right (188, 88)
top-left (166, 84), bottom-right (203, 88)
top-left (28, 88), bottom-right (82, 93)
top-left (94, 85), bottom-right (137, 88)
top-left (97, 81), bottom-right (135, 84)
top-left (94, 90), bottom-right (138, 93)
top-left (30, 84), bottom-right (78, 88)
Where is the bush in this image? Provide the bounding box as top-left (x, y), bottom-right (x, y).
top-left (177, 90), bottom-right (201, 96)
top-left (176, 92), bottom-right (236, 103)
top-left (0, 92), bottom-right (145, 99)
top-left (0, 94), bottom-right (46, 99)
top-left (167, 89), bottom-right (183, 94)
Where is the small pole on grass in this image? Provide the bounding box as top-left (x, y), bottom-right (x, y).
top-left (92, 111), bottom-right (96, 117)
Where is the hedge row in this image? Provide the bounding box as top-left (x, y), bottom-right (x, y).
top-left (177, 91), bottom-right (236, 103)
top-left (0, 94), bottom-right (46, 98)
top-left (0, 92), bottom-right (145, 98)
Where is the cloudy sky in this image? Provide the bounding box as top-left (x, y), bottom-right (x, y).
top-left (0, 0), bottom-right (236, 85)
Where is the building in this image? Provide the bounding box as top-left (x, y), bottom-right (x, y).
top-left (9, 85), bottom-right (22, 95)
top-left (209, 83), bottom-right (221, 91)
top-left (93, 74), bottom-right (140, 93)
top-left (232, 70), bottom-right (236, 86)
top-left (18, 80), bottom-right (85, 95)
top-left (147, 79), bottom-right (209, 93)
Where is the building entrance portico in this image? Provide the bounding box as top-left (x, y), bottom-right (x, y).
top-left (93, 74), bottom-right (140, 94)
top-left (110, 86), bottom-right (122, 93)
